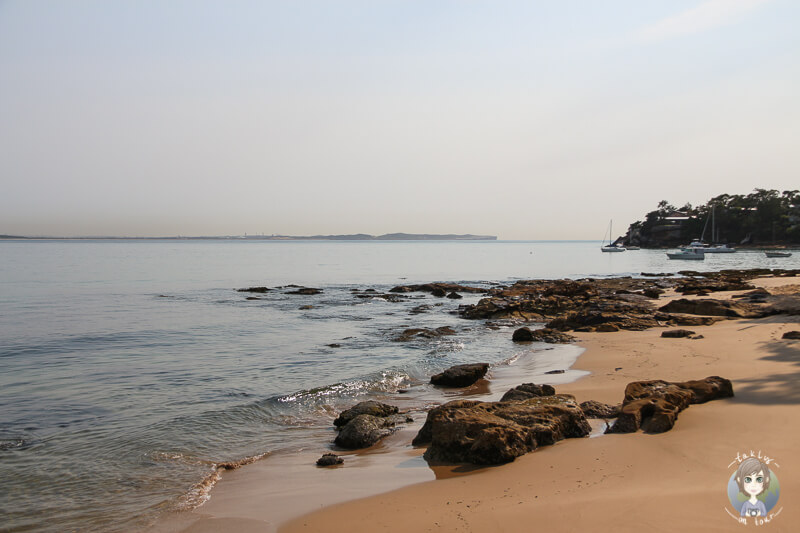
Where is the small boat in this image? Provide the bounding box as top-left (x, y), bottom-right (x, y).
top-left (601, 220), bottom-right (626, 252)
top-left (667, 248), bottom-right (705, 260)
top-left (765, 251), bottom-right (792, 258)
top-left (682, 240), bottom-right (736, 253)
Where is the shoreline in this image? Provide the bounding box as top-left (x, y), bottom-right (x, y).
top-left (155, 275), bottom-right (799, 532)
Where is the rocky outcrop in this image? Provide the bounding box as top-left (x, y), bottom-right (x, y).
top-left (287, 287), bottom-right (322, 295)
top-left (658, 298), bottom-right (759, 317)
top-left (333, 401), bottom-right (399, 428)
top-left (783, 331), bottom-right (800, 339)
top-left (606, 376), bottom-right (733, 434)
top-left (430, 363), bottom-right (489, 387)
top-left (316, 453), bottom-right (344, 466)
top-left (237, 286), bottom-right (271, 293)
top-left (394, 326), bottom-right (455, 341)
top-left (413, 395), bottom-right (591, 464)
top-left (500, 383), bottom-right (555, 402)
top-left (334, 414), bottom-right (395, 449)
top-left (580, 400), bottom-right (621, 419)
top-left (390, 283), bottom-right (487, 294)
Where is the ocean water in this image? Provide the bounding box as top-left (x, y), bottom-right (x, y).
top-left (0, 240), bottom-right (795, 532)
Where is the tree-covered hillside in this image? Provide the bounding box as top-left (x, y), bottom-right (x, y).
top-left (626, 189), bottom-right (800, 247)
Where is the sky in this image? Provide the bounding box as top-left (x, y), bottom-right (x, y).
top-left (1, 0), bottom-right (798, 239)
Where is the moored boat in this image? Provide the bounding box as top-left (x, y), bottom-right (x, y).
top-left (667, 248), bottom-right (705, 260)
top-left (765, 251), bottom-right (792, 258)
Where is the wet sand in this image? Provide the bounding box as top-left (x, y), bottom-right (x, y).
top-left (163, 276), bottom-right (800, 532)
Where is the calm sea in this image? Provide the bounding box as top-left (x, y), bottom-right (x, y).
top-left (0, 240), bottom-right (793, 532)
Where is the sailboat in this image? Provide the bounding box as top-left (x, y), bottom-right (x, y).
top-left (682, 206), bottom-right (736, 253)
top-left (601, 220), bottom-right (626, 252)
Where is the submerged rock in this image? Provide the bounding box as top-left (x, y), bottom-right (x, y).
top-left (316, 453), bottom-right (344, 467)
top-left (430, 363), bottom-right (489, 387)
top-left (413, 395), bottom-right (591, 465)
top-left (394, 326), bottom-right (455, 341)
top-left (237, 286), bottom-right (271, 293)
top-left (287, 287), bottom-right (322, 295)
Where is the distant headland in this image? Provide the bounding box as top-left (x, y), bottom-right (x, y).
top-left (0, 233), bottom-right (498, 241)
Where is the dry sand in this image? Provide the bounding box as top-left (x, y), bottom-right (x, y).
top-left (166, 276), bottom-right (800, 532)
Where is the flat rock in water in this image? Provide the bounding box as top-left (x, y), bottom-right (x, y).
top-left (430, 363), bottom-right (489, 387)
top-left (316, 453), bottom-right (344, 467)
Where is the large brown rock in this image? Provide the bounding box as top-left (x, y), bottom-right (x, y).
top-left (783, 331), bottom-right (800, 340)
top-left (413, 395), bottom-right (590, 464)
top-left (333, 401), bottom-right (399, 428)
top-left (607, 376), bottom-right (733, 434)
top-left (661, 329), bottom-right (696, 338)
top-left (430, 363), bottom-right (489, 387)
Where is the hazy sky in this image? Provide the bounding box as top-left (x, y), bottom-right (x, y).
top-left (1, 1), bottom-right (798, 239)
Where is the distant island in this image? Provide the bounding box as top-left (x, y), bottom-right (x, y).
top-left (0, 233), bottom-right (498, 241)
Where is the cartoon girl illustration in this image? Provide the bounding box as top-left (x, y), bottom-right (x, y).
top-left (735, 457), bottom-right (770, 517)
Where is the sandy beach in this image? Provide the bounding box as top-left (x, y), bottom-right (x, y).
top-left (169, 276), bottom-right (799, 533)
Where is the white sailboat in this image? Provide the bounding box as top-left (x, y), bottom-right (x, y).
top-left (601, 220), bottom-right (626, 252)
top-left (682, 206), bottom-right (736, 253)
top-left (667, 247), bottom-right (705, 260)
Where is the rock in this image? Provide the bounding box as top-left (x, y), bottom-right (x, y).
top-left (545, 369), bottom-right (566, 374)
top-left (413, 395), bottom-right (591, 464)
top-left (409, 304), bottom-right (432, 314)
top-left (512, 327), bottom-right (575, 344)
top-left (246, 297), bottom-right (261, 300)
top-left (643, 288), bottom-right (664, 299)
top-left (673, 376), bottom-right (734, 404)
top-left (655, 313), bottom-right (724, 327)
top-left (661, 329), bottom-right (696, 338)
top-left (501, 383), bottom-right (556, 402)
top-left (287, 287), bottom-right (322, 295)
top-left (390, 283), bottom-right (487, 295)
top-left (511, 327), bottom-right (535, 342)
top-left (596, 324), bottom-right (620, 332)
top-left (658, 298), bottom-right (757, 318)
top-left (446, 292), bottom-right (463, 299)
top-left (431, 287), bottom-right (447, 297)
top-left (316, 453), bottom-right (344, 466)
top-left (430, 363), bottom-right (490, 387)
top-left (580, 400), bottom-right (621, 419)
top-left (326, 343), bottom-right (341, 348)
top-left (782, 331), bottom-right (800, 339)
top-left (606, 376), bottom-right (733, 434)
top-left (299, 305), bottom-right (314, 310)
top-left (395, 326), bottom-right (456, 341)
top-left (238, 287), bottom-right (271, 293)
top-left (334, 414), bottom-right (394, 449)
top-left (333, 401), bottom-right (399, 428)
